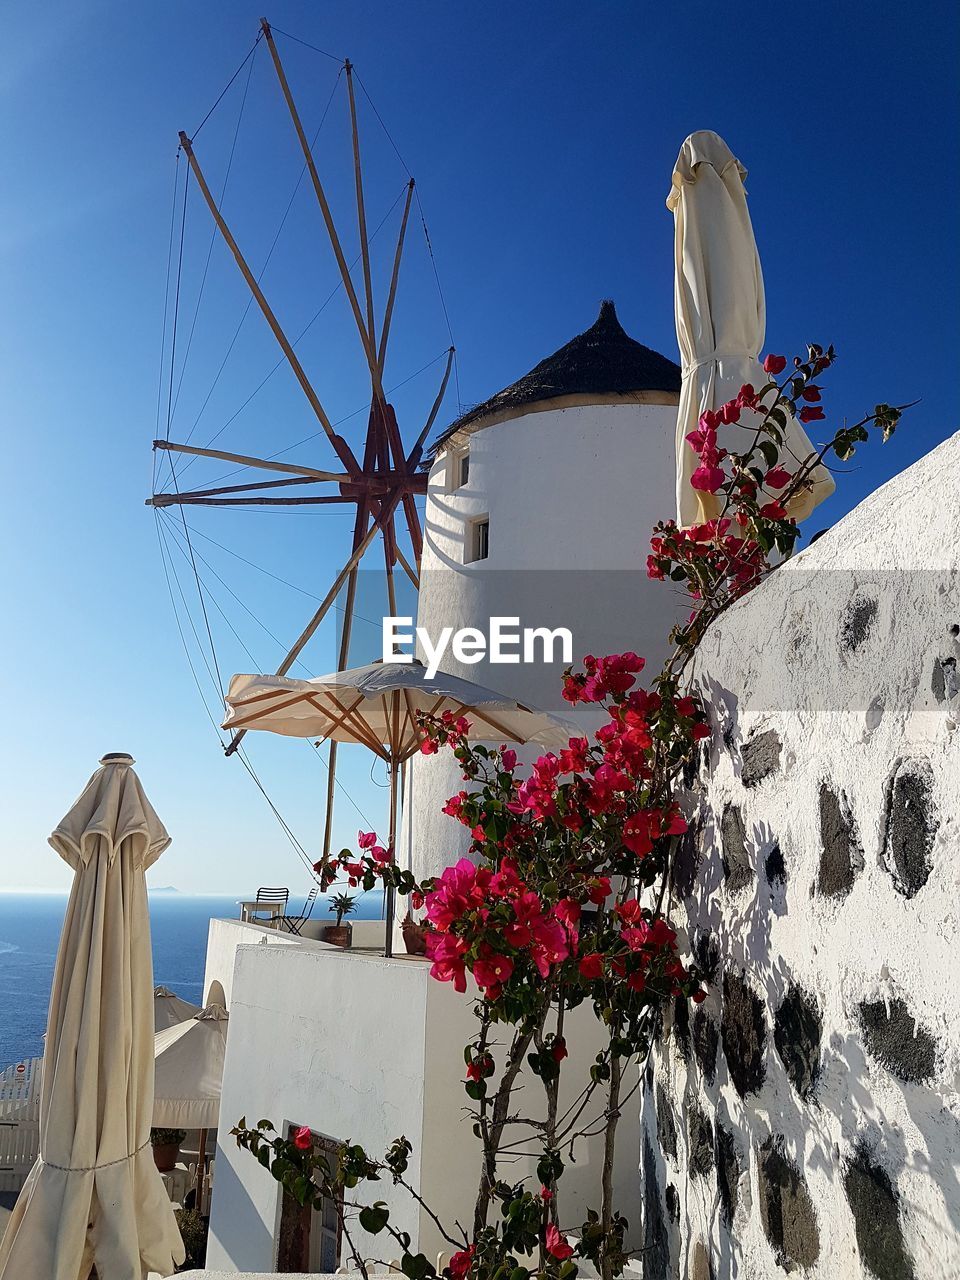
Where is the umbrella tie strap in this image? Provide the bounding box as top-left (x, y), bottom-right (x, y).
top-left (42, 1137), bottom-right (151, 1172)
top-left (681, 350), bottom-right (755, 375)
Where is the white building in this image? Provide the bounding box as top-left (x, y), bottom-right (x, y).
top-left (204, 303), bottom-right (686, 1272)
top-left (408, 299), bottom-right (685, 882)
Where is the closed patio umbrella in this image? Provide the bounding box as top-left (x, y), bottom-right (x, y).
top-left (153, 986), bottom-right (202, 1034)
top-left (0, 753), bottom-right (184, 1280)
top-left (222, 660), bottom-right (580, 954)
top-left (154, 1004), bottom-right (228, 1211)
top-left (668, 129), bottom-right (835, 527)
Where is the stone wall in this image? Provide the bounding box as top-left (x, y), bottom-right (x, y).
top-left (641, 433), bottom-right (960, 1278)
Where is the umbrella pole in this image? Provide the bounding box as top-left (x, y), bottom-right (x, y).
top-left (385, 754), bottom-right (399, 958)
top-left (195, 1127), bottom-right (207, 1213)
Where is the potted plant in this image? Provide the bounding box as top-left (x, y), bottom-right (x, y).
top-left (151, 1126), bottom-right (186, 1173)
top-left (322, 893), bottom-right (356, 948)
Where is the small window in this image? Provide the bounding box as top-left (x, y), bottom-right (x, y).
top-left (466, 516), bottom-right (489, 563)
top-left (448, 446), bottom-right (470, 491)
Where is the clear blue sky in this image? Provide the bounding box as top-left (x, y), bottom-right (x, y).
top-left (1, 0), bottom-right (957, 892)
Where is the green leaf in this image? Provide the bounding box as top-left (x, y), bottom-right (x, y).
top-left (359, 1203), bottom-right (390, 1235)
top-left (758, 440), bottom-right (779, 468)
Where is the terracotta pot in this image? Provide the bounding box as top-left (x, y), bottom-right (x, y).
top-left (152, 1141), bottom-right (181, 1173)
top-left (322, 924), bottom-right (353, 948)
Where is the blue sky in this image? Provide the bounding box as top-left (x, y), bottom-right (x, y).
top-left (1, 0), bottom-right (957, 893)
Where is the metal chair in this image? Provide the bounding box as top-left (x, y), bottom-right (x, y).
top-left (279, 884), bottom-right (320, 936)
top-left (249, 886), bottom-right (289, 925)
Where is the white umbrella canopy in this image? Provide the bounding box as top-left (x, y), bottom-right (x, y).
top-left (668, 129), bottom-right (836, 527)
top-left (153, 986), bottom-right (202, 1034)
top-left (0, 754), bottom-right (184, 1280)
top-left (153, 1005), bottom-right (228, 1131)
top-left (222, 659), bottom-right (581, 759)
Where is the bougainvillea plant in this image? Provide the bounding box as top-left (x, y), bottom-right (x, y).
top-left (233, 347), bottom-right (905, 1280)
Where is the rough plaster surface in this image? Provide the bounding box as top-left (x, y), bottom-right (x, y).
top-left (640, 433), bottom-right (960, 1278)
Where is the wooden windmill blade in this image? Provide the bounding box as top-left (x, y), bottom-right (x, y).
top-left (149, 21), bottom-right (455, 871)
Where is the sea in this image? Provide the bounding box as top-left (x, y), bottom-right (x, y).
top-left (0, 890), bottom-right (385, 1069)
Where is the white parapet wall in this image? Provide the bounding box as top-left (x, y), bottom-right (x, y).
top-left (205, 935), bottom-right (642, 1273)
top-left (640, 432), bottom-right (960, 1278)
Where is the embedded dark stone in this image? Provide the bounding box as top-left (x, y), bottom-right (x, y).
top-left (690, 1240), bottom-right (712, 1280)
top-left (721, 971), bottom-right (766, 1097)
top-left (818, 784), bottom-right (863, 897)
top-left (881, 760), bottom-right (938, 898)
top-left (688, 1105), bottom-right (714, 1178)
top-left (693, 930), bottom-right (720, 983)
top-left (757, 1137), bottom-right (820, 1269)
top-left (844, 1147), bottom-right (915, 1280)
top-left (841, 595), bottom-right (878, 651)
top-left (693, 1009), bottom-right (719, 1086)
top-left (773, 984), bottom-right (822, 1099)
top-left (656, 1081), bottom-right (677, 1160)
top-left (716, 1121), bottom-right (740, 1226)
top-left (740, 730), bottom-right (782, 787)
top-left (720, 803), bottom-right (753, 893)
top-left (641, 1133), bottom-right (670, 1280)
top-left (860, 998), bottom-right (937, 1082)
top-left (673, 994), bottom-right (691, 1061)
top-left (673, 813), bottom-right (702, 898)
top-left (665, 1182), bottom-right (680, 1223)
top-left (764, 842), bottom-right (787, 887)
top-left (932, 655), bottom-right (958, 702)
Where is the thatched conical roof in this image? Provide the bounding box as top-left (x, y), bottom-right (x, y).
top-left (433, 300), bottom-right (680, 452)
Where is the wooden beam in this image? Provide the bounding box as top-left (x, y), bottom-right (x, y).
top-left (345, 61), bottom-right (377, 355)
top-left (178, 130), bottom-right (359, 477)
top-left (153, 438), bottom-right (350, 481)
top-left (150, 475), bottom-right (321, 506)
top-left (153, 494), bottom-right (356, 508)
top-left (259, 21), bottom-right (386, 406)
top-left (377, 179), bottom-right (415, 373)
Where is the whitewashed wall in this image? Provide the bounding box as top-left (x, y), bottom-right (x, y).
top-left (406, 400), bottom-right (685, 885)
top-left (641, 432), bottom-right (960, 1279)
top-left (205, 938), bottom-right (643, 1272)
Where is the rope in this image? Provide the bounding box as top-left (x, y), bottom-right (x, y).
top-left (191, 32), bottom-right (263, 141)
top-left (43, 1138), bottom-right (150, 1173)
top-left (268, 25), bottom-right (343, 63)
top-left (154, 151), bottom-right (181, 488)
top-left (163, 164), bottom-right (190, 444)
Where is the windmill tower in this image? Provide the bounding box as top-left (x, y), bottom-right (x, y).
top-left (406, 300), bottom-right (685, 883)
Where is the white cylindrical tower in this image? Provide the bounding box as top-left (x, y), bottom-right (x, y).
top-left (403, 300), bottom-right (685, 884)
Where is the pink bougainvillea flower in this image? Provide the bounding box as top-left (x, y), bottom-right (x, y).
top-left (799, 405), bottom-right (825, 423)
top-left (449, 1246), bottom-right (474, 1279)
top-left (801, 385), bottom-right (821, 402)
top-left (759, 500), bottom-right (788, 520)
top-left (473, 951), bottom-right (514, 993)
top-left (292, 1126), bottom-right (312, 1151)
top-left (763, 353), bottom-right (787, 375)
top-left (648, 918), bottom-right (678, 948)
top-left (357, 831), bottom-right (377, 849)
top-left (579, 953), bottom-right (604, 980)
top-left (551, 1037), bottom-right (568, 1063)
top-left (587, 875), bottom-right (612, 905)
top-left (764, 466), bottom-right (792, 490)
top-left (690, 464), bottom-right (725, 494)
top-left (621, 925), bottom-right (651, 952)
top-left (371, 844), bottom-right (393, 864)
top-left (545, 1224), bottom-right (575, 1261)
top-left (540, 1185), bottom-right (554, 1201)
top-left (420, 735), bottom-right (438, 755)
top-left (500, 749), bottom-right (517, 771)
top-left (426, 932), bottom-right (468, 993)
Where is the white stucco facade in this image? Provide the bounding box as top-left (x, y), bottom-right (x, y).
top-left (406, 398), bottom-right (685, 885)
top-left (641, 431), bottom-right (960, 1278)
top-left (204, 926), bottom-right (642, 1273)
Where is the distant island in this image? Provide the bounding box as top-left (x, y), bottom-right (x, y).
top-left (148, 886), bottom-right (180, 895)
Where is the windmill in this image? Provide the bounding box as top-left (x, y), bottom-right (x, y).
top-left (149, 19), bottom-right (455, 867)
